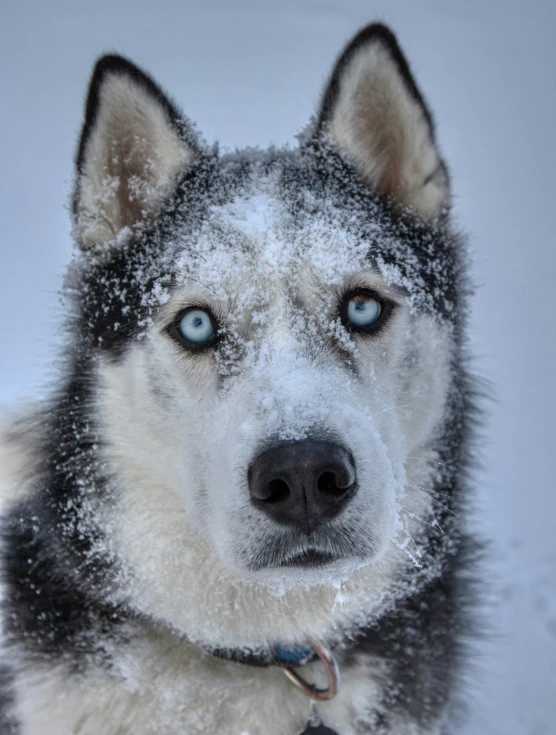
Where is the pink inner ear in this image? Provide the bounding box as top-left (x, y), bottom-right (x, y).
top-left (74, 58), bottom-right (196, 249)
top-left (318, 28), bottom-right (449, 219)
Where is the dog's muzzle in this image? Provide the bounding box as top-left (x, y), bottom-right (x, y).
top-left (247, 439), bottom-right (357, 535)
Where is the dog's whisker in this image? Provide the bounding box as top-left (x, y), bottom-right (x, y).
top-left (407, 480), bottom-right (463, 520)
top-left (405, 456), bottom-right (457, 472)
top-left (170, 271), bottom-right (217, 294)
top-left (371, 403), bottom-right (411, 418)
top-left (401, 506), bottom-right (445, 535)
top-left (406, 480), bottom-right (453, 500)
top-left (4, 20), bottom-right (477, 734)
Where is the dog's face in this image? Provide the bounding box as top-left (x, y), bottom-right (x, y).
top-left (72, 27), bottom-right (457, 647)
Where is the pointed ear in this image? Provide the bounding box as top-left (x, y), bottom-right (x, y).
top-left (316, 24), bottom-right (449, 219)
top-left (73, 55), bottom-right (197, 248)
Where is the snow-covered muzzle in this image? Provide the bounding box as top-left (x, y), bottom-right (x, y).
top-left (92, 174), bottom-right (454, 648)
top-left (0, 28), bottom-right (476, 735)
top-left (194, 316), bottom-right (399, 576)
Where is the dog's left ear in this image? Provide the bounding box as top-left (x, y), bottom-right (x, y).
top-left (73, 55), bottom-right (197, 249)
top-left (316, 24), bottom-right (449, 219)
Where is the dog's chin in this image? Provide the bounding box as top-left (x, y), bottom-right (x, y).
top-left (276, 548), bottom-right (338, 568)
top-left (240, 546), bottom-right (372, 588)
top-left (258, 557), bottom-right (370, 590)
top-left (228, 524), bottom-right (383, 588)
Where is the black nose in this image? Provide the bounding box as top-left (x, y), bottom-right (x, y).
top-left (248, 440), bottom-right (357, 533)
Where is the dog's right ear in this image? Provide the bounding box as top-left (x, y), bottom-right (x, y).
top-left (73, 55), bottom-right (197, 249)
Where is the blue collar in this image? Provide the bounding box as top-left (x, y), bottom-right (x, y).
top-left (210, 643), bottom-right (316, 668)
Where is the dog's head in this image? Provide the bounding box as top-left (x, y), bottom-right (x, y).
top-left (69, 25), bottom-right (462, 648)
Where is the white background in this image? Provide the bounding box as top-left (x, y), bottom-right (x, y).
top-left (1, 1), bottom-right (555, 733)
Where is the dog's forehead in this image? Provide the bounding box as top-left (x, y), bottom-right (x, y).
top-left (171, 182), bottom-right (375, 306)
top-left (80, 156), bottom-right (457, 352)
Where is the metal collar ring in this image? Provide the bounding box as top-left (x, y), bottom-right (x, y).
top-left (281, 638), bottom-right (340, 701)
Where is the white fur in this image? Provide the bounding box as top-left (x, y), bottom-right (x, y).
top-left (0, 405), bottom-right (44, 504)
top-left (1, 170), bottom-right (454, 735)
top-left (2, 37), bottom-right (458, 734)
top-left (86, 191), bottom-right (452, 653)
top-left (11, 626), bottom-right (441, 735)
top-left (1, 188), bottom-right (452, 733)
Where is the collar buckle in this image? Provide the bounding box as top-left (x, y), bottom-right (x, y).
top-left (281, 638), bottom-right (340, 701)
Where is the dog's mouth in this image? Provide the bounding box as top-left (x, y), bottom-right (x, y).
top-left (244, 523), bottom-right (375, 573)
top-left (276, 548), bottom-right (337, 568)
top-left (245, 542), bottom-right (349, 573)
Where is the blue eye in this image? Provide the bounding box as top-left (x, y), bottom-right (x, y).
top-left (345, 292), bottom-right (382, 329)
top-left (176, 308), bottom-right (215, 346)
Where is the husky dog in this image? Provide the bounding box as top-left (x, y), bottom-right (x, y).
top-left (0, 23), bottom-right (478, 735)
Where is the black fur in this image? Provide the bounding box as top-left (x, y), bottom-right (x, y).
top-left (1, 24), bottom-right (480, 734)
top-left (0, 367), bottom-right (129, 664)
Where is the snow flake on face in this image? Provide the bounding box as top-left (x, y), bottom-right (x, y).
top-left (58, 146), bottom-right (463, 618)
top-left (67, 145), bottom-right (461, 360)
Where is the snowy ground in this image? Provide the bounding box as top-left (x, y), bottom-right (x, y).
top-left (1, 1), bottom-right (555, 733)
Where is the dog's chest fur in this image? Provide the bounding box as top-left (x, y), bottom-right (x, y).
top-left (1, 21), bottom-right (476, 735)
top-left (12, 629), bottom-right (440, 735)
